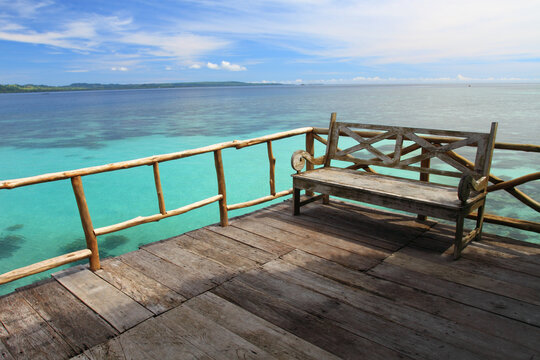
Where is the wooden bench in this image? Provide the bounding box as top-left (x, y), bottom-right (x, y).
top-left (291, 113), bottom-right (498, 259)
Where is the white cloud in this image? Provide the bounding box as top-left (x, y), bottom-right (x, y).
top-left (189, 63), bottom-right (202, 69)
top-left (0, 0), bottom-right (53, 18)
top-left (206, 60), bottom-right (246, 71)
top-left (165, 66), bottom-right (172, 70)
top-left (220, 61), bottom-right (246, 71)
top-left (65, 69), bottom-right (89, 73)
top-left (178, 0), bottom-right (540, 64)
top-left (111, 66), bottom-right (128, 71)
top-left (0, 4), bottom-right (227, 63)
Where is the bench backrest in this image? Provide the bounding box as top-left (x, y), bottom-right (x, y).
top-left (324, 113), bottom-right (498, 181)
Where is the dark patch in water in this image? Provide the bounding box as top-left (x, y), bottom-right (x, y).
top-left (58, 238), bottom-right (86, 254)
top-left (5, 224), bottom-right (23, 231)
top-left (0, 234), bottom-right (25, 258)
top-left (58, 235), bottom-right (129, 260)
top-left (101, 235), bottom-right (129, 251)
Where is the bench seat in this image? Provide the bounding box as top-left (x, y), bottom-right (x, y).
top-left (293, 167), bottom-right (484, 220)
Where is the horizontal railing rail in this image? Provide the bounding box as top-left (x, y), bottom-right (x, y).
top-left (0, 127), bottom-right (312, 285)
top-left (1, 125), bottom-right (537, 286)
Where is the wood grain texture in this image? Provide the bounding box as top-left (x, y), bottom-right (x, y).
top-left (282, 249), bottom-right (540, 351)
top-left (53, 268), bottom-right (152, 332)
top-left (206, 223), bottom-right (294, 256)
top-left (79, 317), bottom-right (214, 360)
top-left (158, 304), bottom-right (276, 359)
top-left (95, 257), bottom-right (185, 315)
top-left (185, 228), bottom-right (275, 264)
top-left (176, 233), bottom-right (258, 271)
top-left (118, 249), bottom-right (215, 298)
top-left (232, 217), bottom-right (378, 271)
top-left (185, 292), bottom-right (340, 360)
top-left (369, 261), bottom-right (540, 327)
top-left (236, 267), bottom-right (481, 360)
top-left (20, 280), bottom-right (117, 353)
top-left (0, 292), bottom-right (75, 359)
top-left (142, 240), bottom-right (233, 286)
top-left (260, 209), bottom-right (391, 258)
top-left (0, 340), bottom-right (13, 360)
top-left (385, 247), bottom-right (540, 306)
top-left (262, 259), bottom-right (532, 360)
top-left (213, 278), bottom-right (407, 360)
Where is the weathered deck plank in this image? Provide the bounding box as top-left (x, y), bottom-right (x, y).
top-left (177, 232), bottom-right (260, 271)
top-left (267, 202), bottom-right (423, 250)
top-left (157, 304), bottom-right (276, 359)
top-left (0, 292), bottom-right (75, 359)
top-left (258, 209), bottom-right (392, 260)
top-left (369, 261), bottom-right (540, 327)
top-left (385, 247), bottom-right (540, 306)
top-left (262, 259), bottom-right (534, 359)
top-left (206, 223), bottom-right (294, 256)
top-left (414, 222), bottom-right (540, 276)
top-left (213, 277), bottom-right (407, 360)
top-left (0, 340), bottom-right (13, 360)
top-left (235, 267), bottom-right (483, 359)
top-left (19, 281), bottom-right (117, 353)
top-left (1, 200), bottom-right (539, 360)
top-left (142, 240), bottom-right (233, 285)
top-left (186, 228), bottom-right (276, 264)
top-left (282, 249), bottom-right (540, 351)
top-left (95, 258), bottom-right (185, 315)
top-left (118, 248), bottom-right (216, 298)
top-left (53, 268), bottom-right (153, 332)
top-left (77, 317), bottom-right (214, 360)
top-left (231, 217), bottom-right (379, 271)
top-left (185, 292), bottom-right (340, 360)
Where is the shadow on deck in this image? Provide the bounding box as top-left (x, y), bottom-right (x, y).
top-left (1, 200), bottom-right (539, 359)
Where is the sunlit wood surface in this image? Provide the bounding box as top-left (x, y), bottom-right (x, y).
top-left (1, 200), bottom-right (538, 359)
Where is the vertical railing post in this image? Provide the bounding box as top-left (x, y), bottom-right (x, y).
top-left (214, 150), bottom-right (228, 226)
top-left (267, 141), bottom-right (276, 196)
top-left (71, 176), bottom-right (100, 271)
top-left (417, 148), bottom-right (430, 221)
top-left (152, 162), bottom-right (167, 215)
top-left (305, 131), bottom-right (315, 196)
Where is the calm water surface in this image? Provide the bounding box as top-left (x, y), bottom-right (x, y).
top-left (1, 84), bottom-right (539, 295)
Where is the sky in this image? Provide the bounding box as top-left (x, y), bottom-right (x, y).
top-left (0, 0), bottom-right (539, 85)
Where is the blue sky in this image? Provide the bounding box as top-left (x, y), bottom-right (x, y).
top-left (1, 0), bottom-right (539, 85)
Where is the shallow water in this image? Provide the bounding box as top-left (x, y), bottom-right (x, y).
top-left (1, 84), bottom-right (538, 295)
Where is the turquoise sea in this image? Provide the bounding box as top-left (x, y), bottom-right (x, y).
top-left (1, 84), bottom-right (539, 295)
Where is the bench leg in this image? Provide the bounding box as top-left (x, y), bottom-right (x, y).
top-left (475, 204), bottom-right (486, 242)
top-left (293, 187), bottom-right (301, 216)
top-left (322, 194), bottom-right (330, 205)
top-left (453, 214), bottom-right (465, 260)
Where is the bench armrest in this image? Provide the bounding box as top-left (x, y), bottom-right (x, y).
top-left (458, 175), bottom-right (488, 202)
top-left (291, 150), bottom-right (324, 172)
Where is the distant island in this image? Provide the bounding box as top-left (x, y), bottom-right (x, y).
top-left (0, 81), bottom-right (282, 93)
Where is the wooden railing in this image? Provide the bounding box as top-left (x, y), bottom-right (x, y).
top-left (0, 125), bottom-right (538, 285)
top-left (0, 127), bottom-right (312, 285)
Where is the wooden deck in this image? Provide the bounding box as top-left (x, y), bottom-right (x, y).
top-left (1, 200), bottom-right (539, 359)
